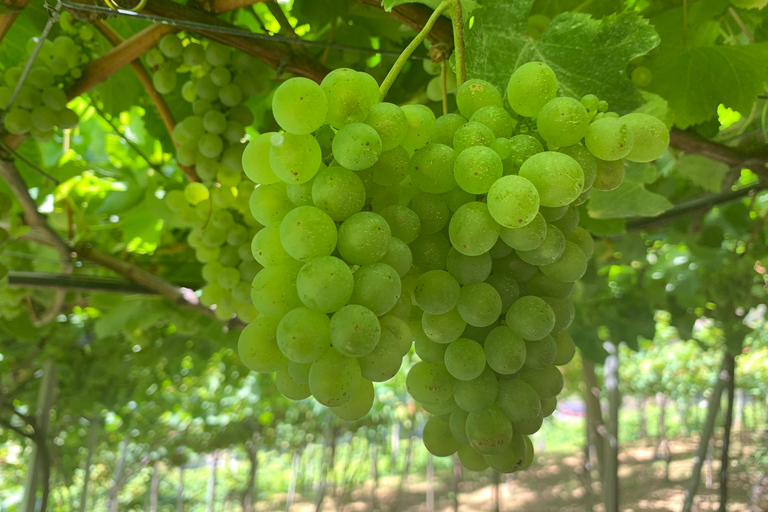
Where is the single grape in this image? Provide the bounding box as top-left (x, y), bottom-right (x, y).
top-left (631, 66), bottom-right (652, 88)
top-left (454, 145), bottom-right (503, 194)
top-left (238, 315), bottom-right (287, 373)
top-left (357, 328), bottom-right (404, 382)
top-left (249, 182), bottom-right (293, 226)
top-left (621, 113), bottom-right (669, 162)
top-left (321, 68), bottom-right (379, 129)
top-left (309, 349), bottom-right (362, 407)
top-left (466, 406), bottom-right (513, 455)
top-left (500, 212), bottom-right (547, 251)
top-left (365, 102), bottom-right (409, 150)
top-left (379, 205), bottom-right (421, 244)
top-left (409, 143), bottom-right (457, 194)
top-left (153, 68), bottom-right (177, 94)
top-left (536, 97), bottom-right (589, 148)
top-left (312, 166), bottom-right (366, 221)
top-left (524, 334), bottom-right (557, 368)
top-left (449, 202), bottom-right (501, 257)
top-left (276, 369), bottom-right (311, 400)
top-left (453, 366), bottom-right (498, 412)
top-left (506, 295), bottom-right (555, 341)
top-left (453, 121), bottom-right (495, 154)
top-left (507, 62), bottom-right (558, 117)
top-left (330, 379), bottom-right (375, 420)
top-left (277, 307), bottom-right (331, 363)
top-left (434, 112), bottom-right (467, 147)
top-left (457, 282), bottom-right (503, 327)
top-left (409, 193), bottom-right (450, 235)
top-left (243, 133), bottom-right (280, 185)
top-left (350, 263), bottom-right (402, 316)
top-left (414, 327), bottom-right (448, 362)
top-left (400, 104), bottom-right (436, 150)
top-left (330, 304), bottom-right (381, 357)
top-left (567, 227), bottom-right (594, 259)
top-left (518, 152), bottom-right (584, 208)
top-left (484, 325), bottom-right (526, 374)
top-left (279, 206), bottom-right (337, 261)
top-left (423, 416), bottom-right (460, 457)
top-left (332, 123), bottom-right (383, 171)
top-left (485, 273), bottom-right (521, 312)
top-left (413, 270), bottom-right (460, 315)
top-left (379, 237), bottom-right (413, 278)
top-left (410, 232), bottom-right (451, 271)
top-left (422, 308), bottom-right (467, 344)
top-left (272, 77), bottom-right (327, 134)
top-left (458, 445), bottom-right (490, 472)
top-left (446, 248), bottom-right (492, 285)
top-left (544, 296), bottom-right (575, 332)
top-left (518, 364), bottom-right (564, 400)
top-left (558, 143), bottom-right (598, 191)
top-left (270, 133), bottom-right (322, 184)
top-left (296, 256), bottom-right (354, 312)
top-left (526, 271), bottom-right (574, 299)
top-left (592, 158), bottom-right (625, 191)
top-left (486, 176), bottom-right (540, 229)
top-left (456, 79), bottom-right (504, 119)
top-left (496, 378), bottom-right (541, 423)
top-left (585, 117), bottom-right (634, 161)
top-left (450, 408), bottom-right (470, 444)
top-left (337, 212), bottom-right (392, 265)
top-left (470, 106), bottom-right (515, 138)
top-left (444, 338), bottom-right (486, 381)
top-left (484, 431), bottom-right (528, 473)
top-left (159, 34), bottom-right (183, 58)
top-left (406, 361), bottom-right (454, 406)
top-left (370, 146), bottom-right (410, 186)
top-left (250, 264), bottom-right (302, 317)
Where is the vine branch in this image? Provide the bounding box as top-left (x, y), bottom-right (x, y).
top-left (0, 0), bottom-right (32, 44)
top-left (351, 0), bottom-right (454, 49)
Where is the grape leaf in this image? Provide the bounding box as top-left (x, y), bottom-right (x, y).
top-left (588, 176), bottom-right (674, 219)
top-left (465, 0), bottom-right (659, 113)
top-left (674, 154), bottom-right (729, 192)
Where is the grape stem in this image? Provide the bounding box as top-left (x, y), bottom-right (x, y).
top-left (379, 0), bottom-right (453, 101)
top-left (451, 0), bottom-right (467, 86)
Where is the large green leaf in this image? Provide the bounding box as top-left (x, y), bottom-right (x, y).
top-left (466, 1), bottom-right (659, 113)
top-left (674, 154), bottom-right (729, 192)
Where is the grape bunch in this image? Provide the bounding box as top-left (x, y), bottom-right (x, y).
top-left (150, 34), bottom-right (273, 322)
top-left (238, 61), bottom-right (669, 472)
top-left (0, 192), bottom-right (26, 320)
top-left (0, 12), bottom-right (89, 139)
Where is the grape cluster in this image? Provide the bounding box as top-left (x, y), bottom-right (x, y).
top-left (0, 192), bottom-right (25, 320)
top-left (238, 62), bottom-right (669, 472)
top-left (0, 12), bottom-right (88, 139)
top-left (150, 34), bottom-right (273, 322)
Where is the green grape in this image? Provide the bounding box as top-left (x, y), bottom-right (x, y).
top-left (540, 397), bottom-right (557, 418)
top-left (631, 66), bottom-right (652, 88)
top-left (365, 102), bottom-right (408, 150)
top-left (279, 206), bottom-right (337, 262)
top-left (558, 143), bottom-right (597, 191)
top-left (332, 123), bottom-right (383, 171)
top-left (466, 405), bottom-right (513, 455)
top-left (446, 248), bottom-right (492, 285)
top-left (490, 137), bottom-right (513, 160)
top-left (176, 141), bottom-right (198, 166)
top-left (211, 66), bottom-right (232, 87)
top-left (453, 145), bottom-right (503, 194)
top-left (309, 349), bottom-right (362, 407)
top-left (193, 99), bottom-right (211, 116)
top-left (506, 61), bottom-right (558, 118)
top-left (506, 134), bottom-right (545, 174)
top-left (337, 212), bottom-right (392, 265)
top-left (514, 413), bottom-right (544, 435)
top-left (413, 270), bottom-right (460, 315)
top-left (4, 108), bottom-right (31, 134)
top-left (184, 182), bottom-right (210, 205)
top-left (369, 183), bottom-right (400, 212)
top-left (421, 396), bottom-right (458, 416)
top-left (379, 205), bottom-right (421, 244)
top-left (400, 104), bottom-right (436, 150)
top-left (406, 361), bottom-right (454, 406)
top-left (518, 152), bottom-right (584, 208)
top-left (422, 308), bottom-right (467, 344)
top-left (567, 226), bottom-right (594, 259)
top-left (484, 326), bottom-right (526, 374)
top-left (536, 97), bottom-right (589, 148)
top-left (270, 133), bottom-right (322, 184)
top-left (311, 166), bottom-right (366, 221)
top-left (527, 13), bottom-right (550, 38)
top-left (159, 34), bottom-right (183, 58)
top-left (434, 113), bottom-right (467, 146)
top-left (486, 176), bottom-right (540, 229)
top-left (500, 212), bottom-right (546, 251)
top-left (518, 364), bottom-right (563, 400)
top-left (551, 205), bottom-right (579, 235)
top-left (196, 75), bottom-right (219, 101)
top-left (426, 76), bottom-right (443, 102)
top-left (330, 304), bottom-right (381, 357)
top-left (350, 263), bottom-right (401, 316)
top-left (238, 315), bottom-right (287, 373)
top-left (540, 241), bottom-right (587, 283)
top-left (276, 369), bottom-right (311, 400)
top-left (153, 68), bottom-right (177, 94)
top-left (456, 79), bottom-right (504, 119)
top-left (458, 445), bottom-right (490, 472)
top-left (218, 267), bottom-right (240, 289)
top-left (453, 366), bottom-right (498, 412)
top-left (287, 179), bottom-right (315, 206)
top-left (470, 106), bottom-right (515, 138)
top-left (484, 431), bottom-right (527, 473)
top-left (580, 94), bottom-right (599, 119)
top-left (410, 232), bottom-right (450, 271)
top-left (321, 68), bottom-right (379, 129)
top-left (296, 256), bottom-right (353, 313)
top-left (370, 146), bottom-right (410, 186)
top-left (516, 223), bottom-right (565, 266)
top-left (457, 282), bottom-right (502, 327)
top-left (250, 183), bottom-right (294, 227)
top-left (251, 264), bottom-right (302, 317)
top-left (592, 158), bottom-right (625, 191)
top-left (277, 307), bottom-right (331, 363)
top-left (380, 315), bottom-right (412, 356)
top-left (539, 204), bottom-right (568, 222)
top-left (506, 296), bottom-right (555, 341)
top-left (544, 296), bottom-right (574, 332)
top-left (485, 273), bottom-right (521, 312)
top-left (453, 121), bottom-right (495, 154)
top-left (496, 379), bottom-right (541, 426)
top-left (28, 67), bottom-right (53, 89)
top-left (584, 117), bottom-right (634, 161)
top-left (331, 378), bottom-right (374, 420)
top-left (219, 83), bottom-right (243, 107)
top-left (526, 271), bottom-right (573, 299)
top-left (444, 338), bottom-right (486, 381)
top-left (242, 133), bottom-right (280, 185)
top-left (379, 238), bottom-right (413, 277)
top-left (41, 86), bottom-right (66, 111)
top-left (621, 113), bottom-right (669, 162)
top-left (199, 133), bottom-right (223, 159)
top-left (524, 335), bottom-right (557, 368)
top-left (414, 326), bottom-right (448, 362)
top-left (552, 331), bottom-right (576, 366)
top-left (203, 110), bottom-right (227, 134)
top-left (423, 416), bottom-right (460, 456)
top-left (183, 43), bottom-right (206, 66)
top-left (409, 193), bottom-right (449, 235)
top-left (271, 77), bottom-right (328, 134)
top-left (449, 202), bottom-right (501, 256)
top-left (450, 408), bottom-right (470, 444)
top-left (408, 143), bottom-right (457, 194)
top-left (357, 328), bottom-right (404, 381)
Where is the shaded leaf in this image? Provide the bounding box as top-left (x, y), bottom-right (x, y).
top-left (674, 154), bottom-right (729, 192)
